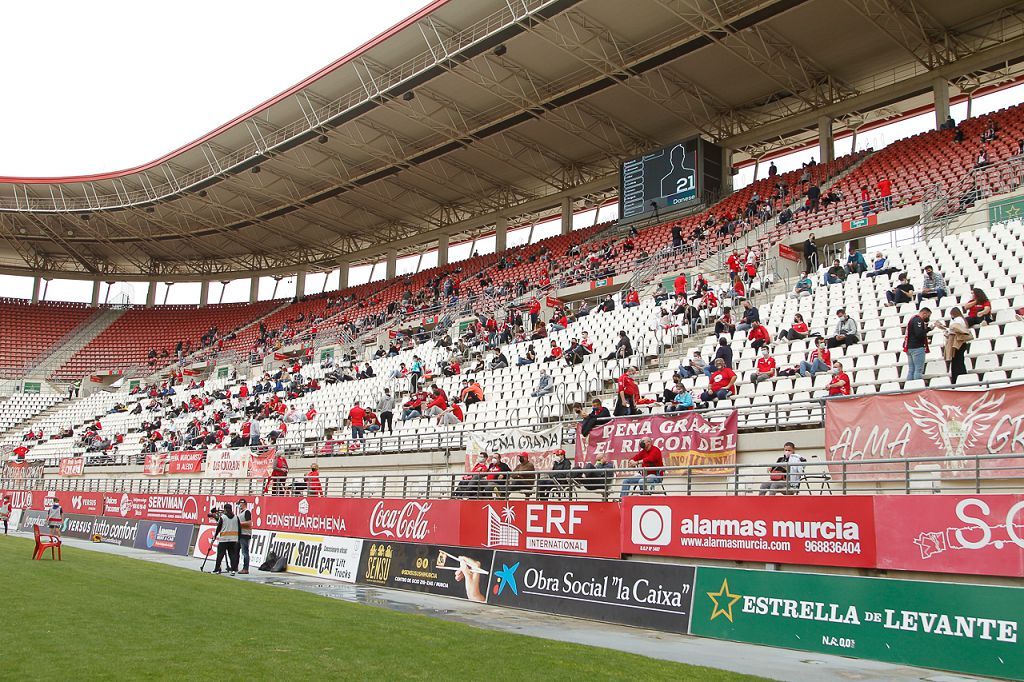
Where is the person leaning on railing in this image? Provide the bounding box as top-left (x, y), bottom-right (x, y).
top-left (619, 438), bottom-right (664, 497)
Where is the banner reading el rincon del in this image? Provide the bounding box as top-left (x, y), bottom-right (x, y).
top-left (577, 411), bottom-right (737, 474)
top-left (825, 385), bottom-right (1024, 479)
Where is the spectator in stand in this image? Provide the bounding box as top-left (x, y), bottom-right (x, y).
top-left (461, 379), bottom-right (484, 406)
top-left (975, 147), bottom-right (990, 169)
top-left (304, 464), bottom-right (323, 496)
top-left (671, 223), bottom-right (683, 250)
top-left (700, 358), bottom-right (737, 404)
top-left (679, 350), bottom-right (704, 379)
top-left (531, 369), bottom-right (554, 398)
top-left (674, 272), bottom-right (687, 298)
top-left (516, 345), bottom-right (537, 366)
top-left (866, 252), bottom-right (898, 278)
top-left (917, 265), bottom-right (947, 306)
top-left (605, 331), bottom-right (633, 360)
top-left (859, 184), bottom-right (872, 216)
top-left (791, 272), bottom-right (813, 298)
top-left (904, 308), bottom-right (934, 381)
top-left (578, 399), bottom-right (611, 441)
top-left (455, 453), bottom-right (489, 498)
top-left (438, 397), bottom-right (465, 426)
top-left (510, 455), bottom-right (537, 497)
top-left (750, 346), bottom-right (777, 387)
top-left (598, 295), bottom-right (615, 313)
top-left (768, 161), bottom-right (778, 177)
top-left (877, 175), bottom-right (893, 211)
top-left (800, 338), bottom-right (832, 377)
top-left (575, 453), bottom-right (615, 493)
top-left (527, 296), bottom-right (541, 328)
top-left (713, 307), bottom-right (736, 336)
top-left (827, 308), bottom-right (859, 348)
top-left (826, 361), bottom-right (851, 396)
top-left (963, 287), bottom-right (993, 327)
top-left (806, 182), bottom-right (821, 212)
top-left (364, 409), bottom-right (381, 434)
top-left (620, 437), bottom-right (664, 497)
top-left (941, 307), bottom-right (972, 383)
top-left (537, 450), bottom-right (573, 501)
top-left (737, 296), bottom-right (761, 331)
top-left (803, 233), bottom-right (818, 272)
top-left (483, 454), bottom-right (512, 497)
top-left (409, 355), bottom-right (424, 393)
top-left (846, 249), bottom-right (867, 276)
top-left (825, 258), bottom-right (847, 285)
top-left (422, 386), bottom-right (449, 418)
top-left (375, 389), bottom-right (395, 435)
top-left (623, 288), bottom-right (640, 308)
top-left (885, 273), bottom-right (915, 306)
top-left (704, 337), bottom-right (733, 376)
top-left (652, 282), bottom-right (670, 304)
top-left (777, 313), bottom-right (810, 342)
top-left (400, 391), bottom-right (425, 421)
top-left (759, 442), bottom-right (804, 495)
top-left (665, 386), bottom-right (694, 412)
top-left (543, 340), bottom-right (563, 362)
top-left (347, 401), bottom-right (366, 440)
top-left (615, 366), bottom-right (641, 416)
top-left (747, 321), bottom-right (771, 352)
top-left (491, 349), bottom-right (510, 369)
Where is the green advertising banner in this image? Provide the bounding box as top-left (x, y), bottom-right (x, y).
top-left (22, 381), bottom-right (41, 394)
top-left (319, 348), bottom-right (334, 363)
top-left (691, 567), bottom-right (1022, 680)
top-left (990, 195), bottom-right (1024, 226)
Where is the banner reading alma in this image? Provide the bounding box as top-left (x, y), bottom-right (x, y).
top-left (825, 385), bottom-right (1024, 479)
top-left (576, 411), bottom-right (737, 473)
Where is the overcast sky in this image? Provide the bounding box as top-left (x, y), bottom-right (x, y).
top-left (0, 0), bottom-right (433, 177)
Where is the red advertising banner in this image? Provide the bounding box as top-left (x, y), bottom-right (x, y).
top-left (577, 412), bottom-right (738, 473)
top-left (58, 457), bottom-right (85, 477)
top-left (0, 489), bottom-right (48, 510)
top-left (621, 495), bottom-right (877, 568)
top-left (252, 496), bottom-right (463, 546)
top-left (874, 494), bottom-right (1024, 578)
top-left (247, 449), bottom-right (275, 479)
top-left (143, 454), bottom-right (167, 476)
top-left (101, 492), bottom-right (210, 524)
top-left (459, 500), bottom-right (620, 558)
top-left (65, 492), bottom-right (106, 515)
top-left (825, 385), bottom-right (1024, 479)
top-left (778, 243), bottom-right (800, 262)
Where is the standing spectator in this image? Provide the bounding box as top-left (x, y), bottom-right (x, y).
top-left (904, 308), bottom-right (933, 381)
top-left (47, 497), bottom-right (64, 538)
top-left (777, 313), bottom-right (809, 342)
top-left (799, 338), bottom-right (832, 377)
top-left (376, 389), bottom-right (395, 435)
top-left (885, 273), bottom-right (915, 306)
top-left (846, 249), bottom-right (867, 276)
top-left (806, 183), bottom-right (821, 212)
top-left (347, 401), bottom-right (367, 440)
top-left (236, 499), bottom-right (252, 575)
top-left (826, 361), bottom-right (851, 396)
top-left (768, 161), bottom-right (778, 177)
top-left (859, 185), bottom-right (872, 216)
top-left (615, 366), bottom-right (641, 416)
top-left (304, 464), bottom-right (324, 496)
top-left (917, 265), bottom-right (947, 306)
top-left (827, 309), bottom-right (859, 348)
top-left (0, 494), bottom-right (9, 535)
top-left (620, 438), bottom-right (664, 497)
top-left (700, 358), bottom-right (737, 404)
top-left (735, 299), bottom-right (760, 332)
top-left (531, 369), bottom-right (555, 397)
top-left (527, 296), bottom-right (541, 328)
top-left (409, 355), bottom-right (424, 393)
top-left (750, 346), bottom-right (777, 387)
top-left (578, 399), bottom-right (611, 440)
top-left (673, 272), bottom-right (688, 298)
top-left (671, 223), bottom-right (683, 250)
top-left (877, 175), bottom-right (893, 211)
top-left (802, 233), bottom-right (818, 272)
top-left (963, 287), bottom-right (993, 327)
top-left (212, 503), bottom-right (240, 576)
top-left (269, 451), bottom-right (289, 495)
top-left (941, 307), bottom-right (972, 384)
top-left (747, 321), bottom-right (771, 351)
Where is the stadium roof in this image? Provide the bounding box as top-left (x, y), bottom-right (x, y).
top-left (1, 0), bottom-right (1022, 281)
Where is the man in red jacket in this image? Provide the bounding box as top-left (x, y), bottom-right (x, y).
top-left (615, 366), bottom-right (641, 416)
top-left (620, 438), bottom-right (665, 497)
top-left (348, 401), bottom-right (366, 440)
top-left (673, 273), bottom-right (687, 297)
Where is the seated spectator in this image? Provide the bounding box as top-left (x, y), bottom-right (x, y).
top-left (575, 453), bottom-right (615, 493)
top-left (735, 299), bottom-right (759, 332)
top-left (799, 338), bottom-right (832, 377)
top-left (885, 273), bottom-right (915, 306)
top-left (517, 345), bottom-right (537, 366)
top-left (678, 350), bottom-right (704, 378)
top-left (537, 449), bottom-right (573, 500)
top-left (747, 321), bottom-right (771, 351)
top-left (364, 410), bottom-right (381, 434)
top-left (531, 369), bottom-right (555, 398)
top-left (598, 295), bottom-right (615, 313)
top-left (713, 307), bottom-right (735, 336)
top-left (777, 313), bottom-right (809, 342)
top-left (791, 272), bottom-right (813, 298)
top-left (604, 331), bottom-right (633, 360)
top-left (578, 399), bottom-right (611, 440)
top-left (455, 453), bottom-right (489, 498)
top-left (542, 340), bottom-right (563, 363)
top-left (623, 288), bottom-right (640, 308)
top-left (703, 337), bottom-right (733, 376)
top-left (461, 380), bottom-right (484, 406)
top-left (664, 388), bottom-right (694, 413)
top-left (825, 259), bottom-right (847, 285)
top-left (846, 249), bottom-right (867, 276)
top-left (826, 308), bottom-right (859, 348)
top-left (750, 346), bottom-right (777, 386)
top-left (866, 252), bottom-right (898, 278)
top-left (491, 350), bottom-right (510, 369)
top-left (826, 361), bottom-right (851, 396)
top-left (759, 442), bottom-right (804, 496)
top-left (400, 392), bottom-right (426, 421)
top-left (438, 398), bottom-right (464, 426)
top-left (700, 358), bottom-right (737, 404)
top-left (963, 287), bottom-right (993, 327)
top-left (619, 438), bottom-right (664, 497)
top-left (483, 454), bottom-right (512, 497)
top-left (652, 282), bottom-right (669, 304)
top-left (916, 265), bottom-right (947, 306)
top-left (509, 455), bottom-right (537, 497)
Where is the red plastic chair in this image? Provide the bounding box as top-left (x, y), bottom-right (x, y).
top-left (33, 525), bottom-right (62, 561)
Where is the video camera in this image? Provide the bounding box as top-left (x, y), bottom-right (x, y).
top-left (207, 508), bottom-right (223, 521)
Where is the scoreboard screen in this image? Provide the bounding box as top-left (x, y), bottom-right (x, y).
top-left (619, 137), bottom-right (721, 220)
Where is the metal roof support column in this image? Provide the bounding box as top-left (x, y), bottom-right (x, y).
top-left (339, 261), bottom-right (350, 290)
top-left (495, 217), bottom-right (507, 253)
top-left (295, 271), bottom-right (306, 298)
top-left (386, 249), bottom-right (397, 280)
top-left (145, 282), bottom-right (156, 309)
top-left (560, 197), bottom-right (572, 236)
top-left (436, 234), bottom-right (449, 267)
top-left (249, 277), bottom-right (259, 304)
top-left (91, 281), bottom-right (100, 307)
top-left (721, 148), bottom-right (735, 194)
top-left (31, 276), bottom-right (41, 304)
top-left (818, 116), bottom-right (835, 164)
top-left (200, 281), bottom-right (210, 308)
top-left (933, 77), bottom-right (951, 129)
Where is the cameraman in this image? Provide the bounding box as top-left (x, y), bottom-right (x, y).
top-left (212, 503), bottom-right (241, 575)
top-left (236, 499), bottom-right (253, 575)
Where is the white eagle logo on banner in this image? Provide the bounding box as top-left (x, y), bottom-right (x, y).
top-left (904, 392), bottom-right (1003, 467)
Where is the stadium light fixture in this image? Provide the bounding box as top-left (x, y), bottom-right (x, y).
top-left (198, 190), bottom-right (207, 198)
top-left (402, 91), bottom-right (415, 102)
top-left (18, 227), bottom-right (27, 234)
top-left (66, 230), bottom-right (74, 237)
top-left (493, 44), bottom-right (507, 56)
top-left (145, 207), bottom-right (155, 213)
top-left (252, 166), bottom-right (261, 174)
top-left (318, 134), bottom-right (329, 144)
top-left (81, 214), bottom-right (90, 221)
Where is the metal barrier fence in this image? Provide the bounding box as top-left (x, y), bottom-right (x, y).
top-left (9, 452), bottom-right (1024, 500)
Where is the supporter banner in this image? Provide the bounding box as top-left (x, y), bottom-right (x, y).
top-left (357, 540), bottom-right (495, 602)
top-left (874, 495), bottom-right (1024, 578)
top-left (487, 551), bottom-right (695, 633)
top-left (90, 517), bottom-right (140, 547)
top-left (466, 427), bottom-right (562, 459)
top-left (101, 492), bottom-right (209, 524)
top-left (58, 457), bottom-right (85, 477)
top-left (253, 496), bottom-right (463, 546)
top-left (690, 567), bottom-right (1024, 680)
top-left (247, 449), bottom-right (275, 479)
top-left (167, 451), bottom-right (204, 475)
top-left (60, 514), bottom-right (97, 540)
top-left (825, 385), bottom-right (1024, 479)
top-left (459, 501), bottom-right (620, 558)
top-left (577, 412), bottom-right (738, 473)
top-left (623, 496), bottom-right (876, 568)
top-left (0, 461), bottom-right (44, 482)
top-left (204, 450), bottom-right (249, 479)
top-left (134, 520), bottom-right (195, 556)
top-left (143, 454), bottom-right (167, 476)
